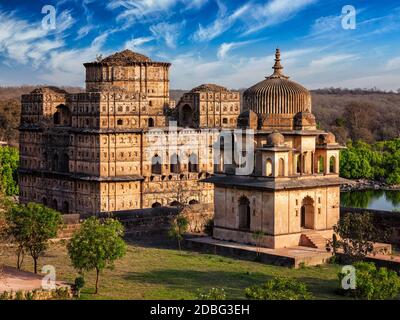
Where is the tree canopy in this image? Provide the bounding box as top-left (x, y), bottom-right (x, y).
top-left (340, 138), bottom-right (400, 185)
top-left (5, 203), bottom-right (62, 273)
top-left (67, 217), bottom-right (127, 294)
top-left (0, 146), bottom-right (19, 196)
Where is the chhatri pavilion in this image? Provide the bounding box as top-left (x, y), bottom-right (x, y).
top-left (204, 49), bottom-right (347, 250)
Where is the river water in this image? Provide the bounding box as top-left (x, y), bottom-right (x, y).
top-left (340, 190), bottom-right (400, 212)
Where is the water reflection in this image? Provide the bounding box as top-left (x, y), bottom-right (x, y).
top-left (340, 190), bottom-right (400, 212)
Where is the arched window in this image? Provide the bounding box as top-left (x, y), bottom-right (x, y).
top-left (266, 158), bottom-right (273, 177)
top-left (318, 156), bottom-right (325, 174)
top-left (61, 153), bottom-right (69, 173)
top-left (181, 104), bottom-right (193, 127)
top-left (52, 199), bottom-right (58, 211)
top-left (170, 201), bottom-right (181, 207)
top-left (296, 154), bottom-right (301, 174)
top-left (170, 154), bottom-right (181, 174)
top-left (117, 119), bottom-right (123, 126)
top-left (52, 154), bottom-right (59, 171)
top-left (189, 199), bottom-right (199, 205)
top-left (302, 153), bottom-right (307, 174)
top-left (148, 118), bottom-right (154, 127)
top-left (152, 202), bottom-right (162, 208)
top-left (329, 156), bottom-right (336, 173)
top-left (54, 105), bottom-right (71, 126)
top-left (188, 153), bottom-right (198, 173)
top-left (239, 196), bottom-right (251, 230)
top-left (53, 112), bottom-right (61, 125)
top-left (62, 201), bottom-right (69, 214)
top-left (278, 158), bottom-right (285, 177)
top-left (151, 154), bottom-right (162, 175)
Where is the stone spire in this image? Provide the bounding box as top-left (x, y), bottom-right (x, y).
top-left (267, 48), bottom-right (289, 79)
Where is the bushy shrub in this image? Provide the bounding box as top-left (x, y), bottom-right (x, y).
top-left (338, 262), bottom-right (400, 300)
top-left (74, 276), bottom-right (85, 297)
top-left (196, 288), bottom-right (226, 300)
top-left (244, 277), bottom-right (312, 300)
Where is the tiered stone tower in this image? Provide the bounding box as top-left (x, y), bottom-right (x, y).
top-left (19, 50), bottom-right (224, 215)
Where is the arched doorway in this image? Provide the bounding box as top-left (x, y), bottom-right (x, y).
top-left (238, 196), bottom-right (251, 230)
top-left (301, 196), bottom-right (315, 229)
top-left (181, 104), bottom-right (193, 127)
top-left (52, 154), bottom-right (59, 171)
top-left (148, 118), bottom-right (154, 127)
top-left (61, 153), bottom-right (69, 173)
top-left (52, 199), bottom-right (58, 211)
top-left (62, 201), bottom-right (69, 214)
top-left (152, 202), bottom-right (162, 208)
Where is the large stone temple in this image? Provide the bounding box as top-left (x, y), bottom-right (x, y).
top-left (18, 50), bottom-right (240, 216)
top-left (19, 48), bottom-right (346, 250)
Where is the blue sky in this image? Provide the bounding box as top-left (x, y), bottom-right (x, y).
top-left (0, 0), bottom-right (399, 90)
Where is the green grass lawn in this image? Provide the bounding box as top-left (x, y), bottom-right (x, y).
top-left (1, 238), bottom-right (344, 300)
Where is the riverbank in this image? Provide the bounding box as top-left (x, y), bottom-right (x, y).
top-left (341, 179), bottom-right (400, 192)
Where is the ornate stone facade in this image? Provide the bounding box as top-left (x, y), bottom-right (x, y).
top-left (19, 50), bottom-right (220, 215)
top-left (204, 49), bottom-right (347, 249)
top-left (176, 84), bottom-right (240, 128)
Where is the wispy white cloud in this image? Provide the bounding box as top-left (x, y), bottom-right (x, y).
top-left (193, 1), bottom-right (250, 42)
top-left (107, 0), bottom-right (206, 25)
top-left (169, 47), bottom-right (318, 89)
top-left (150, 21), bottom-right (186, 49)
top-left (217, 38), bottom-right (268, 59)
top-left (0, 9), bottom-right (75, 65)
top-left (39, 33), bottom-right (110, 85)
top-left (243, 0), bottom-right (317, 34)
top-left (310, 54), bottom-right (357, 68)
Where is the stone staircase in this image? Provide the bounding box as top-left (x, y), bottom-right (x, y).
top-left (300, 232), bottom-right (328, 250)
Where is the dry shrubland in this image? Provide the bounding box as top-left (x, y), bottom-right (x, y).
top-left (0, 87), bottom-right (399, 146)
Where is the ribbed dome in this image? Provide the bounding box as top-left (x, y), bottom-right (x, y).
top-left (243, 49), bottom-right (311, 116)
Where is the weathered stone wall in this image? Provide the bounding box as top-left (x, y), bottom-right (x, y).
top-left (98, 204), bottom-right (214, 237)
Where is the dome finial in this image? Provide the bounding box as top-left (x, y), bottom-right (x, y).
top-left (267, 48), bottom-right (289, 79)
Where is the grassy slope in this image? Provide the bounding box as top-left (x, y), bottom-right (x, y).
top-left (2, 239), bottom-right (343, 300)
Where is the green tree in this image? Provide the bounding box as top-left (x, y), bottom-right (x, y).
top-left (338, 262), bottom-right (400, 300)
top-left (5, 203), bottom-right (62, 272)
top-left (328, 212), bottom-right (390, 263)
top-left (168, 214), bottom-right (189, 252)
top-left (0, 146), bottom-right (19, 196)
top-left (67, 217), bottom-right (127, 294)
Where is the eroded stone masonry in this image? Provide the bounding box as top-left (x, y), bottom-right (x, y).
top-left (19, 50), bottom-right (240, 216)
top-left (19, 48), bottom-right (347, 249)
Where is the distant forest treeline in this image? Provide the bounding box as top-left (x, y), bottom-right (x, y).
top-left (1, 86), bottom-right (400, 146)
